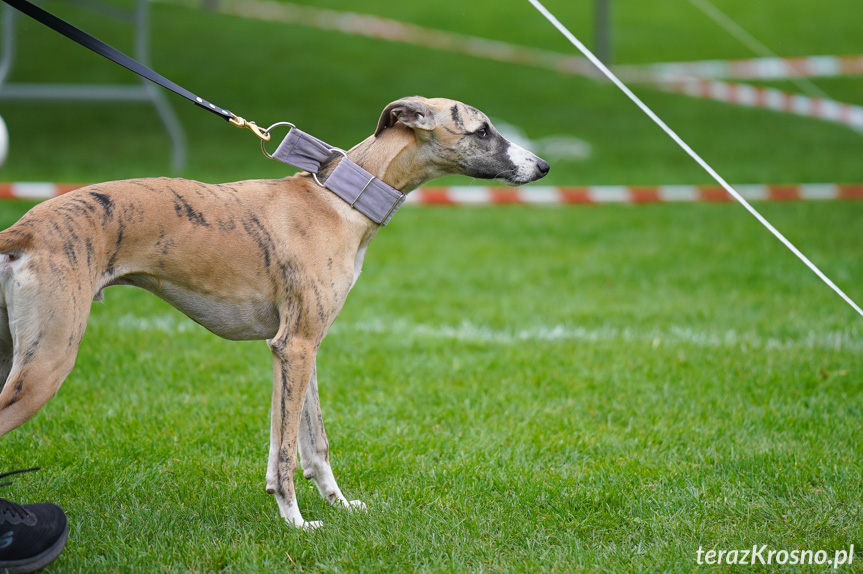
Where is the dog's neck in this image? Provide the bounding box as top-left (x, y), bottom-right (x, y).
top-left (346, 127), bottom-right (439, 193)
top-left (299, 126), bottom-right (435, 237)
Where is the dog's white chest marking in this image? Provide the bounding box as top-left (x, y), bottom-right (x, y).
top-left (348, 229), bottom-right (376, 291)
top-left (351, 245), bottom-right (368, 289)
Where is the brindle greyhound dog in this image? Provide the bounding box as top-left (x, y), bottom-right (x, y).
top-left (0, 96), bottom-right (548, 528)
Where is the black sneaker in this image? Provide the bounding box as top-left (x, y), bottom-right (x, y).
top-left (0, 469), bottom-right (68, 574)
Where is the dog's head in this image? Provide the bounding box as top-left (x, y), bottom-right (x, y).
top-left (373, 97), bottom-right (549, 187)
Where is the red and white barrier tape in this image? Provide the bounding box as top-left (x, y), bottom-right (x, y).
top-left (616, 55), bottom-right (863, 83)
top-left (158, 0), bottom-right (595, 76)
top-left (161, 0), bottom-right (863, 82)
top-left (158, 0), bottom-right (863, 132)
top-left (408, 184), bottom-right (863, 204)
top-left (3, 183), bottom-right (861, 204)
top-left (0, 183), bottom-right (83, 199)
top-left (659, 79), bottom-right (863, 130)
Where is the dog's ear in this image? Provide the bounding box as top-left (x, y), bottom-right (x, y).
top-left (375, 98), bottom-right (437, 136)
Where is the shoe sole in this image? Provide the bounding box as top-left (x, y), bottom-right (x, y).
top-left (0, 523), bottom-right (68, 574)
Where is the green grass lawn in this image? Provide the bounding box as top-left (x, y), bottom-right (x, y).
top-left (2, 198), bottom-right (862, 572)
top-left (2, 0), bottom-right (863, 571)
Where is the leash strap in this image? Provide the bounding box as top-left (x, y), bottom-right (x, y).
top-left (273, 128), bottom-right (406, 226)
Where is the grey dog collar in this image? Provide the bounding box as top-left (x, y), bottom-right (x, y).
top-left (272, 128), bottom-right (406, 226)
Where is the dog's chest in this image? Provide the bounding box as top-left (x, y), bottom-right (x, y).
top-left (152, 281), bottom-right (281, 341)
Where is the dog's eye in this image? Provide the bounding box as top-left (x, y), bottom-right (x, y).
top-left (476, 127), bottom-right (488, 138)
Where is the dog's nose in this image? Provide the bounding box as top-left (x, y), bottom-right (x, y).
top-left (537, 158), bottom-right (550, 177)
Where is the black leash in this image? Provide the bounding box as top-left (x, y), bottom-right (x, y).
top-left (2, 0), bottom-right (270, 140)
top-left (2, 0), bottom-right (410, 224)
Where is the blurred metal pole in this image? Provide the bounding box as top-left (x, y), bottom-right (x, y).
top-left (594, 0), bottom-right (612, 66)
top-left (0, 0), bottom-right (187, 172)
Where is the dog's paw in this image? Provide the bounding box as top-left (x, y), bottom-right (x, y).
top-left (345, 499), bottom-right (367, 512)
top-left (287, 517), bottom-right (323, 531)
top-left (265, 475), bottom-right (279, 495)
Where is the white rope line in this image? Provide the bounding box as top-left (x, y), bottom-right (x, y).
top-left (526, 0), bottom-right (863, 320)
top-left (685, 0), bottom-right (832, 102)
top-left (685, 0), bottom-right (775, 59)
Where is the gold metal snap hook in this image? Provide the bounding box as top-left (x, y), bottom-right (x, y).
top-left (230, 114), bottom-right (272, 142)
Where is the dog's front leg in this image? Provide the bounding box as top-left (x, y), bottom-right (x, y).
top-left (299, 361), bottom-right (366, 511)
top-left (265, 326), bottom-right (320, 530)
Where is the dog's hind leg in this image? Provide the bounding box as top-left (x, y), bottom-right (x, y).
top-left (0, 271), bottom-right (91, 438)
top-left (298, 361), bottom-right (365, 511)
